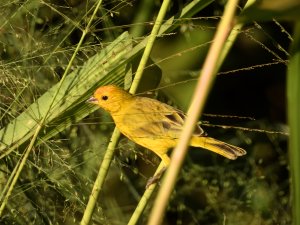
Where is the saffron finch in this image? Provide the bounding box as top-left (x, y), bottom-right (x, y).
top-left (88, 85), bottom-right (246, 167)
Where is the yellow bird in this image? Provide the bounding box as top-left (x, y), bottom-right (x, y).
top-left (88, 85), bottom-right (246, 167)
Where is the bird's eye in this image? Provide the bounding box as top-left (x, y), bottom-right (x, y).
top-left (102, 95), bottom-right (108, 101)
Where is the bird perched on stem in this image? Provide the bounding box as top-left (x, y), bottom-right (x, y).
top-left (88, 85), bottom-right (246, 169)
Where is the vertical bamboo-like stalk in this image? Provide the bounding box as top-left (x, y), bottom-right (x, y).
top-left (287, 22), bottom-right (300, 225)
top-left (147, 0), bottom-right (240, 224)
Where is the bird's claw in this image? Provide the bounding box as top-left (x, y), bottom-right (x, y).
top-left (145, 166), bottom-right (167, 189)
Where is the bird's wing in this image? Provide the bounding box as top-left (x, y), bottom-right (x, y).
top-left (161, 105), bottom-right (205, 137)
top-left (121, 97), bottom-right (204, 139)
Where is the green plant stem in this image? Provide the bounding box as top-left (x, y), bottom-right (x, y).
top-left (217, 0), bottom-right (255, 72)
top-left (127, 162), bottom-right (165, 225)
top-left (0, 0), bottom-right (104, 217)
top-left (147, 0), bottom-right (240, 224)
top-left (0, 126), bottom-right (41, 215)
top-left (129, 0), bottom-right (171, 94)
top-left (287, 22), bottom-right (300, 225)
top-left (80, 129), bottom-right (121, 225)
top-left (80, 0), bottom-right (171, 224)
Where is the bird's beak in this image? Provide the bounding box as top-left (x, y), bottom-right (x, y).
top-left (87, 96), bottom-right (98, 104)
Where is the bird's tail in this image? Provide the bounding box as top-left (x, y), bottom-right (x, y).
top-left (190, 136), bottom-right (246, 160)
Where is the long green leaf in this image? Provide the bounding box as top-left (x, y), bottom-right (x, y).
top-left (0, 0), bottom-right (214, 160)
top-left (0, 32), bottom-right (132, 158)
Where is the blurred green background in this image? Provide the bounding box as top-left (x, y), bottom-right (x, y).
top-left (0, 0), bottom-right (295, 224)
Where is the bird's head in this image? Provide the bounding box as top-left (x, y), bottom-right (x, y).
top-left (87, 85), bottom-right (132, 113)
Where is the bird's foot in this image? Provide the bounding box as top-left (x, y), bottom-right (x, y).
top-left (146, 166), bottom-right (167, 189)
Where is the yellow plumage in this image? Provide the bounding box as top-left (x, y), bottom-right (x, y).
top-left (88, 85), bottom-right (246, 166)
